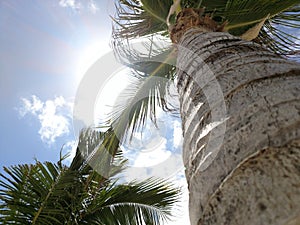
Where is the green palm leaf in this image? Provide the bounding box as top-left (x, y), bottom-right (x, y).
top-left (0, 163), bottom-right (73, 224)
top-left (83, 179), bottom-right (180, 225)
top-left (0, 129), bottom-right (180, 225)
top-left (113, 0), bottom-right (300, 55)
top-left (112, 0), bottom-right (172, 39)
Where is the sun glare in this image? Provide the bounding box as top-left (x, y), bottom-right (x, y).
top-left (94, 68), bottom-right (131, 125)
top-left (75, 40), bottom-right (111, 86)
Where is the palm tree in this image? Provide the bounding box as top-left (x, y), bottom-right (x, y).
top-left (101, 0), bottom-right (300, 224)
top-left (0, 129), bottom-right (180, 225)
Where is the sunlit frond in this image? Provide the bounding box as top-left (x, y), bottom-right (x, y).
top-left (74, 128), bottom-right (127, 178)
top-left (258, 5), bottom-right (300, 55)
top-left (108, 37), bottom-right (178, 140)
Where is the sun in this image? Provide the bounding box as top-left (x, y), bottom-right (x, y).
top-left (74, 39), bottom-right (111, 87)
top-left (72, 37), bottom-right (131, 130)
top-left (93, 67), bottom-right (131, 126)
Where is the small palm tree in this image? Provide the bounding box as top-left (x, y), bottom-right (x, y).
top-left (0, 129), bottom-right (180, 225)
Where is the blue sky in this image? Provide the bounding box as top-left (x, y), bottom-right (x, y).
top-left (0, 0), bottom-right (113, 166)
top-left (0, 1), bottom-right (189, 224)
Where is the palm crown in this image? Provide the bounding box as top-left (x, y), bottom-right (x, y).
top-left (0, 129), bottom-right (180, 225)
top-left (113, 0), bottom-right (300, 53)
top-left (101, 0), bottom-right (300, 155)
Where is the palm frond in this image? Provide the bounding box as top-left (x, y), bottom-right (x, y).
top-left (209, 0), bottom-right (300, 55)
top-left (82, 178), bottom-right (181, 225)
top-left (182, 0), bottom-right (228, 11)
top-left (112, 0), bottom-right (172, 40)
top-left (108, 37), bottom-right (178, 140)
top-left (0, 160), bottom-right (179, 225)
top-left (0, 162), bottom-right (74, 224)
top-left (114, 0), bottom-right (300, 55)
top-left (223, 0), bottom-right (299, 28)
top-left (258, 5), bottom-right (300, 55)
top-left (0, 128), bottom-right (181, 224)
top-left (74, 128), bottom-right (127, 178)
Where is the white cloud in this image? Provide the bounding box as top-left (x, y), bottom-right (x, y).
top-left (122, 121), bottom-right (171, 168)
top-left (173, 120), bottom-right (183, 149)
top-left (63, 140), bottom-right (78, 163)
top-left (167, 173), bottom-right (190, 225)
top-left (19, 95), bottom-right (43, 117)
top-left (59, 0), bottom-right (81, 10)
top-left (58, 0), bottom-right (98, 13)
top-left (19, 95), bottom-right (73, 145)
top-left (121, 117), bottom-right (184, 181)
top-left (113, 107), bottom-right (185, 181)
top-left (133, 137), bottom-right (170, 167)
top-left (88, 1), bottom-right (98, 14)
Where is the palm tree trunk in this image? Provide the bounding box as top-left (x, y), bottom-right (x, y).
top-left (176, 28), bottom-right (300, 225)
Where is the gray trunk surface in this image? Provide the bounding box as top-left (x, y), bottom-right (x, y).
top-left (176, 28), bottom-right (300, 225)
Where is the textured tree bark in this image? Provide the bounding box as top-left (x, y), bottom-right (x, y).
top-left (176, 28), bottom-right (300, 225)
